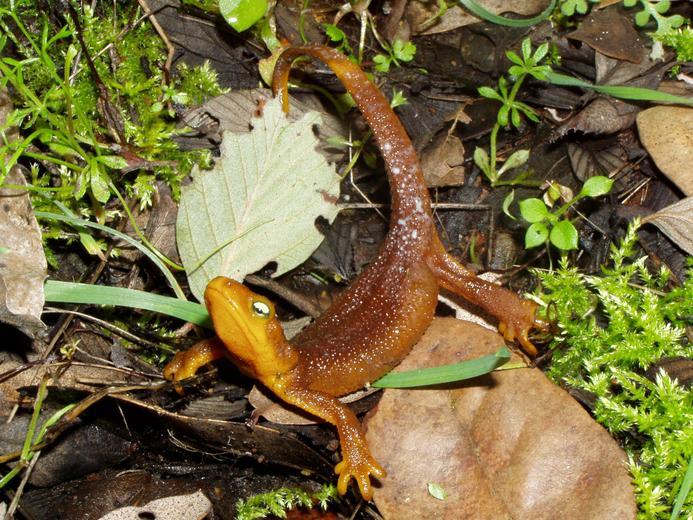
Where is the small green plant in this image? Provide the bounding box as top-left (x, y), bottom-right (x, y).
top-left (373, 38), bottom-right (417, 73)
top-left (655, 26), bottom-right (693, 62)
top-left (323, 23), bottom-right (354, 58)
top-left (473, 38), bottom-right (552, 188)
top-left (0, 378), bottom-right (76, 491)
top-left (558, 0), bottom-right (686, 35)
top-left (535, 222), bottom-right (693, 518)
top-left (512, 176), bottom-right (614, 251)
top-left (623, 0), bottom-right (686, 35)
top-left (235, 484), bottom-right (337, 520)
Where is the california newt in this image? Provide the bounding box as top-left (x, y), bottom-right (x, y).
top-left (164, 45), bottom-right (543, 500)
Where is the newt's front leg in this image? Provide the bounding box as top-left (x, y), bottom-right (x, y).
top-left (163, 337), bottom-right (227, 383)
top-left (279, 386), bottom-right (386, 500)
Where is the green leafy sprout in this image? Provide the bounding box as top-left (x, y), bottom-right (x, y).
top-left (535, 222), bottom-right (693, 518)
top-left (513, 175), bottom-right (614, 251)
top-left (474, 38), bottom-right (552, 188)
top-left (373, 39), bottom-right (417, 73)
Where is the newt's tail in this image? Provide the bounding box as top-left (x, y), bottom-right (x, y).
top-left (272, 45), bottom-right (432, 244)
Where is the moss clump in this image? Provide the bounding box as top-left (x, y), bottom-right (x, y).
top-left (536, 222), bottom-right (693, 519)
top-left (235, 484), bottom-right (337, 520)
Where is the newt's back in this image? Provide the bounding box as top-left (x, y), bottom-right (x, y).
top-left (273, 46), bottom-right (440, 395)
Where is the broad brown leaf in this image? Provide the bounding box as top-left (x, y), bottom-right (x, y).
top-left (637, 106), bottom-right (693, 196)
top-left (365, 318), bottom-right (635, 519)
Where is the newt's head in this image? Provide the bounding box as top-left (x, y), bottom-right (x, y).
top-left (205, 276), bottom-right (297, 378)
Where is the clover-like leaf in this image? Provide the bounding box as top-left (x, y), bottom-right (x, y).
top-left (549, 219), bottom-right (579, 250)
top-left (177, 96), bottom-right (341, 301)
top-left (525, 222), bottom-right (549, 248)
top-left (519, 198), bottom-right (549, 223)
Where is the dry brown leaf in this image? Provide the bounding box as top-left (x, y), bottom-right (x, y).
top-left (420, 133), bottom-right (467, 187)
top-left (407, 0), bottom-right (552, 35)
top-left (556, 96), bottom-right (638, 137)
top-left (0, 89), bottom-right (47, 339)
top-left (637, 106), bottom-right (693, 196)
top-left (182, 89), bottom-right (348, 164)
top-left (567, 7), bottom-right (644, 63)
top-left (641, 197), bottom-right (693, 254)
top-left (98, 490), bottom-right (212, 520)
top-left (567, 141), bottom-right (627, 181)
top-left (365, 318), bottom-right (635, 519)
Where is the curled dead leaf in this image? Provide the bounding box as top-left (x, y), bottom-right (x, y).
top-left (365, 318), bottom-right (635, 519)
top-left (0, 88), bottom-right (47, 339)
top-left (641, 197), bottom-right (693, 255)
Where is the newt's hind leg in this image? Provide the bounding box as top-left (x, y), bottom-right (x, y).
top-left (426, 236), bottom-right (545, 356)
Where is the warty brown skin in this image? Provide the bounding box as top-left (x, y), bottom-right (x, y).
top-left (164, 45), bottom-right (543, 500)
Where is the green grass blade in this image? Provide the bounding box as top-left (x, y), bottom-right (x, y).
top-left (44, 280), bottom-right (211, 328)
top-left (458, 0), bottom-right (556, 27)
top-left (36, 211), bottom-right (186, 299)
top-left (546, 71), bottom-right (693, 106)
top-left (670, 454), bottom-right (693, 520)
top-left (373, 346), bottom-right (511, 388)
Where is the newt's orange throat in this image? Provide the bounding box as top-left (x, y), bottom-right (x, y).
top-left (164, 45), bottom-right (544, 501)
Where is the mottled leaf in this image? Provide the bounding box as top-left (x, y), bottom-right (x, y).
top-left (177, 96), bottom-right (340, 301)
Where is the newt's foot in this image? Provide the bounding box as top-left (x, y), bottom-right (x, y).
top-left (335, 451), bottom-right (386, 500)
top-left (163, 338), bottom-right (226, 392)
top-left (497, 299), bottom-right (547, 357)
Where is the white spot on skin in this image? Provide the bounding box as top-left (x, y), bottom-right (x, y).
top-left (392, 167), bottom-right (401, 174)
top-left (383, 143), bottom-right (392, 152)
top-left (398, 218), bottom-right (406, 225)
top-left (415, 198), bottom-right (423, 213)
top-left (412, 230), bottom-right (418, 239)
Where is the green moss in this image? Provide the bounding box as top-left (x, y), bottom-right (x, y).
top-left (655, 26), bottom-right (693, 62)
top-left (1, 2), bottom-right (223, 215)
top-left (235, 484), bottom-right (337, 520)
top-left (536, 222), bottom-right (693, 518)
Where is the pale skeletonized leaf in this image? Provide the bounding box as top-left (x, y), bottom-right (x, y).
top-left (177, 97), bottom-right (341, 301)
top-left (642, 197), bottom-right (693, 254)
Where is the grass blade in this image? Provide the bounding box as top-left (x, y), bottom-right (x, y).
top-left (670, 454), bottom-right (693, 520)
top-left (458, 0), bottom-right (556, 27)
top-left (44, 280), bottom-right (211, 328)
top-left (373, 346), bottom-right (512, 388)
top-left (546, 71), bottom-right (693, 106)
top-left (36, 211), bottom-right (186, 299)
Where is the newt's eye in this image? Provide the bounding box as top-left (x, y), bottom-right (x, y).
top-left (251, 301), bottom-right (271, 318)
